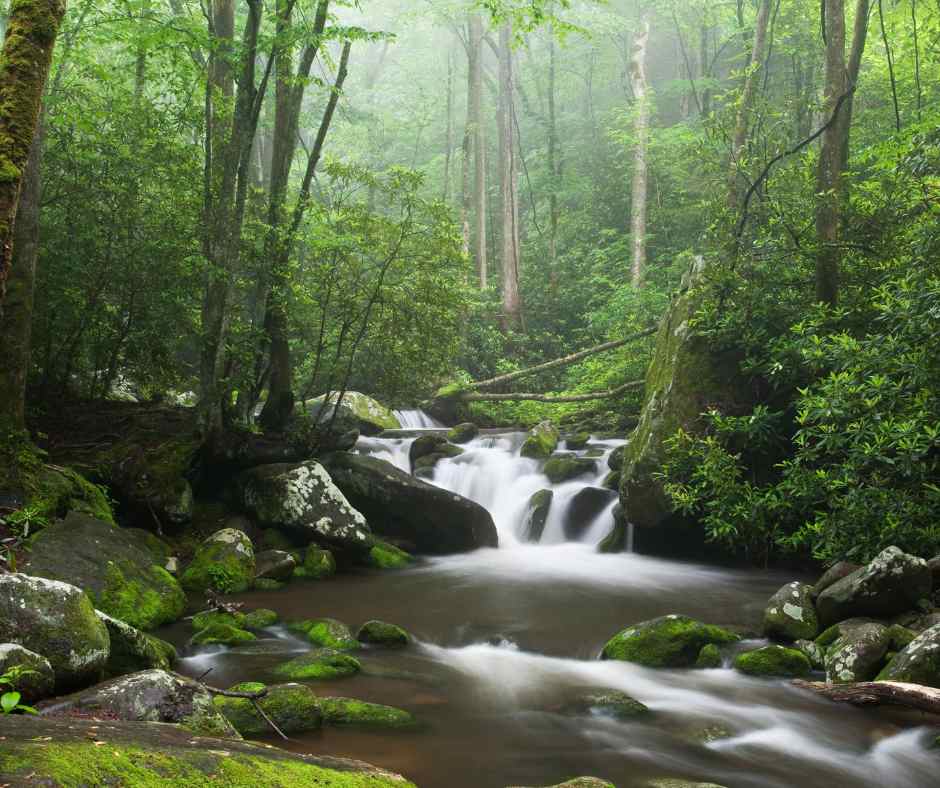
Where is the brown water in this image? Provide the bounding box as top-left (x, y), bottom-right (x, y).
top-left (165, 431), bottom-right (940, 787)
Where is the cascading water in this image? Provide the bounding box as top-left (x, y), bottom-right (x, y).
top-left (166, 423), bottom-right (940, 788)
top-left (393, 408), bottom-right (445, 429)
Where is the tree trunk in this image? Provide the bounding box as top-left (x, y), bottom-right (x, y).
top-left (469, 14), bottom-right (487, 289)
top-left (0, 0), bottom-right (65, 309)
top-left (814, 0), bottom-right (869, 306)
top-left (629, 13), bottom-right (651, 288)
top-left (728, 0), bottom-right (771, 211)
top-left (547, 26), bottom-right (559, 289)
top-left (497, 22), bottom-right (521, 327)
top-left (0, 122), bottom-right (41, 434)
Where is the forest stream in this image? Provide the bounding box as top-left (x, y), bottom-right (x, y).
top-left (156, 414), bottom-right (939, 788)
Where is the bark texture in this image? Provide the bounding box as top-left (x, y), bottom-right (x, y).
top-left (497, 22), bottom-right (521, 326)
top-left (628, 13), bottom-right (651, 288)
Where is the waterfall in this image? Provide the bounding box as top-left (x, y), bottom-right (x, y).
top-left (393, 408), bottom-right (445, 429)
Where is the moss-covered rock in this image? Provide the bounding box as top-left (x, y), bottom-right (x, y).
top-left (303, 618), bottom-right (359, 651)
top-left (885, 624), bottom-right (917, 651)
top-left (521, 489), bottom-right (553, 542)
top-left (694, 643), bottom-right (722, 668)
top-left (762, 582), bottom-right (819, 642)
top-left (38, 669), bottom-right (239, 738)
top-left (733, 645), bottom-right (811, 678)
top-left (564, 689), bottom-right (649, 719)
top-left (243, 608), bottom-right (279, 629)
top-left (448, 422), bottom-right (479, 443)
top-left (520, 421), bottom-right (560, 459)
top-left (600, 615), bottom-right (739, 668)
top-left (28, 512), bottom-right (185, 630)
top-left (296, 546), bottom-right (338, 578)
top-left (272, 649), bottom-right (362, 680)
top-left (794, 639), bottom-right (825, 670)
top-left (619, 258), bottom-right (752, 530)
top-left (307, 392), bottom-right (400, 435)
top-left (366, 540), bottom-right (413, 570)
top-left (0, 573), bottom-right (110, 690)
top-left (357, 620), bottom-right (411, 648)
top-left (564, 433), bottom-right (591, 450)
top-left (254, 550), bottom-right (296, 581)
top-left (607, 445), bottom-right (626, 472)
top-left (317, 696), bottom-right (417, 728)
top-left (0, 715), bottom-right (413, 786)
top-left (877, 623), bottom-right (940, 687)
top-left (0, 643), bottom-right (54, 702)
top-left (214, 682), bottom-right (323, 736)
top-left (234, 462), bottom-right (371, 557)
top-left (181, 528), bottom-right (255, 594)
top-left (543, 456), bottom-right (597, 484)
top-left (602, 470), bottom-right (620, 490)
top-left (412, 444), bottom-right (464, 478)
top-left (191, 609), bottom-right (246, 631)
top-left (96, 612), bottom-right (176, 676)
top-left (597, 509), bottom-right (628, 554)
top-left (823, 621), bottom-right (890, 683)
top-left (190, 624), bottom-right (257, 647)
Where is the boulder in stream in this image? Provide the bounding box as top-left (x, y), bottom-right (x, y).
top-left (301, 618), bottom-right (359, 651)
top-left (296, 546), bottom-right (338, 578)
top-left (762, 581), bottom-right (819, 642)
top-left (26, 512), bottom-right (186, 630)
top-left (563, 487), bottom-right (616, 540)
top-left (357, 620), bottom-right (411, 648)
top-left (564, 689), bottom-right (649, 719)
top-left (822, 621), bottom-right (890, 683)
top-left (520, 421), bottom-right (560, 459)
top-left (367, 540), bottom-right (414, 569)
top-left (322, 452), bottom-right (498, 553)
top-left (317, 696), bottom-right (417, 728)
top-left (0, 573), bottom-right (110, 690)
top-left (600, 614), bottom-right (739, 668)
top-left (305, 391), bottom-right (400, 435)
top-left (214, 681), bottom-right (323, 736)
top-left (272, 648), bottom-right (362, 681)
top-left (543, 456), bottom-right (597, 484)
top-left (733, 645), bottom-right (811, 678)
top-left (448, 422), bottom-right (480, 443)
top-left (234, 461), bottom-right (372, 557)
top-left (522, 489), bottom-right (553, 542)
top-left (254, 549), bottom-right (296, 581)
top-left (877, 623), bottom-right (940, 687)
top-left (180, 527), bottom-right (256, 594)
top-left (815, 546), bottom-right (931, 626)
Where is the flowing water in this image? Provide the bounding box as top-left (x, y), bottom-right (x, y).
top-left (168, 420), bottom-right (940, 788)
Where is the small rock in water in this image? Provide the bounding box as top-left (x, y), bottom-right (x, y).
top-left (733, 645), bottom-right (811, 678)
top-left (762, 581), bottom-right (819, 642)
top-left (564, 688), bottom-right (650, 720)
top-left (521, 489), bottom-right (553, 542)
top-left (357, 620), bottom-right (411, 648)
top-left (563, 487), bottom-right (617, 540)
top-left (601, 615), bottom-right (739, 668)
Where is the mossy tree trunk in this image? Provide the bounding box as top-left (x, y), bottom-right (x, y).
top-left (0, 0), bottom-right (65, 310)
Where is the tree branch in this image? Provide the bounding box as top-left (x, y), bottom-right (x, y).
top-left (460, 380), bottom-right (645, 403)
top-left (793, 680), bottom-right (940, 715)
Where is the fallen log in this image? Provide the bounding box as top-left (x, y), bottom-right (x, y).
top-left (792, 680), bottom-right (940, 716)
top-left (460, 379), bottom-right (645, 403)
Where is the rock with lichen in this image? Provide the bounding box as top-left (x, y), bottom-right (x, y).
top-left (762, 582), bottom-right (819, 642)
top-left (180, 528), bottom-right (255, 594)
top-left (822, 621), bottom-right (890, 683)
top-left (878, 623), bottom-right (940, 687)
top-left (305, 392), bottom-right (400, 435)
top-left (520, 421), bottom-right (560, 459)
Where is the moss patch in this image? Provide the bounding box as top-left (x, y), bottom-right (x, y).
top-left (304, 618), bottom-right (359, 651)
top-left (296, 547), bottom-right (337, 579)
top-left (180, 528), bottom-right (255, 594)
top-left (695, 643), bottom-right (722, 668)
top-left (601, 615), bottom-right (739, 668)
top-left (317, 696), bottom-right (417, 728)
top-left (367, 541), bottom-right (413, 570)
top-left (733, 645), bottom-right (811, 678)
top-left (214, 682), bottom-right (322, 736)
top-left (272, 649), bottom-right (362, 680)
top-left (520, 421), bottom-right (560, 459)
top-left (243, 608), bottom-right (279, 629)
top-left (357, 620), bottom-right (411, 647)
top-left (190, 623), bottom-right (256, 647)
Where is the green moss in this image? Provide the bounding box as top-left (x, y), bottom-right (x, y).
top-left (243, 608), bottom-right (279, 629)
top-left (317, 696), bottom-right (417, 728)
top-left (254, 578), bottom-right (284, 591)
top-left (191, 610), bottom-right (246, 631)
top-left (601, 615), bottom-right (740, 668)
top-left (214, 682), bottom-right (322, 736)
top-left (180, 529), bottom-right (255, 594)
top-left (520, 420), bottom-right (560, 459)
top-left (814, 623), bottom-right (843, 649)
top-left (305, 618), bottom-right (358, 651)
top-left (190, 623), bottom-right (256, 647)
top-left (733, 645), bottom-right (811, 678)
top-left (0, 742), bottom-right (413, 787)
top-left (885, 624), bottom-right (916, 651)
top-left (272, 649), bottom-right (361, 681)
top-left (98, 561), bottom-right (186, 631)
top-left (297, 547), bottom-right (336, 579)
top-left (447, 423), bottom-right (479, 443)
top-left (543, 456), bottom-right (597, 484)
top-left (356, 620), bottom-right (411, 647)
top-left (695, 643), bottom-right (723, 668)
top-left (367, 540), bottom-right (413, 570)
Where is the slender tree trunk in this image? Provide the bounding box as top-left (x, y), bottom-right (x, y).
top-left (699, 22), bottom-right (711, 115)
top-left (547, 26), bottom-right (559, 289)
top-left (728, 0), bottom-right (771, 211)
top-left (814, 0), bottom-right (869, 306)
top-left (498, 22), bottom-right (521, 327)
top-left (0, 0), bottom-right (65, 309)
top-left (629, 13), bottom-right (651, 288)
top-left (459, 29), bottom-right (473, 259)
top-left (469, 14), bottom-right (487, 289)
top-left (443, 48), bottom-right (454, 202)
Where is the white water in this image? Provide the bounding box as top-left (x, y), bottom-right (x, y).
top-left (393, 408), bottom-right (445, 429)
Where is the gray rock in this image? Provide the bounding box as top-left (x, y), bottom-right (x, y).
top-left (254, 549), bottom-right (297, 581)
top-left (879, 623), bottom-right (940, 688)
top-left (96, 612), bottom-right (176, 676)
top-left (0, 643), bottom-right (54, 702)
top-left (563, 487), bottom-right (617, 540)
top-left (762, 582), bottom-right (819, 642)
top-left (812, 561), bottom-right (861, 597)
top-left (823, 621), bottom-right (890, 683)
top-left (521, 489), bottom-right (553, 542)
top-left (816, 547), bottom-right (932, 626)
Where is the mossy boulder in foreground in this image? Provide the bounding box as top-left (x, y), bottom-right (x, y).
top-left (272, 648), bottom-right (362, 681)
top-left (0, 573), bottom-right (110, 690)
top-left (357, 620), bottom-right (411, 648)
top-left (307, 391), bottom-right (400, 435)
top-left (733, 645), bottom-right (811, 678)
top-left (317, 696), bottom-right (417, 728)
top-left (214, 682), bottom-right (323, 736)
top-left (600, 615), bottom-right (739, 668)
top-left (762, 581), bottom-right (819, 642)
top-left (520, 421), bottom-right (560, 459)
top-left (0, 715), bottom-right (414, 787)
top-left (181, 528), bottom-right (256, 594)
top-left (27, 512), bottom-right (185, 630)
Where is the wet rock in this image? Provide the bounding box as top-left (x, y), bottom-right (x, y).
top-left (602, 470), bottom-right (620, 490)
top-left (366, 540), bottom-right (413, 569)
top-left (357, 620), bottom-right (411, 648)
top-left (317, 696), bottom-right (417, 728)
top-left (564, 689), bottom-right (649, 719)
top-left (410, 434), bottom-right (449, 465)
top-left (295, 546), bottom-right (337, 579)
top-left (191, 609), bottom-right (246, 631)
top-left (301, 618), bottom-right (359, 651)
top-left (507, 779), bottom-right (614, 788)
top-left (190, 624), bottom-right (257, 647)
top-left (0, 573), bottom-right (109, 690)
top-left (243, 608), bottom-right (279, 629)
top-left (694, 643), bottom-right (722, 668)
top-left (0, 715), bottom-right (410, 786)
top-left (272, 648), bottom-right (362, 681)
top-left (597, 508), bottom-right (628, 554)
top-left (306, 391), bottom-right (400, 435)
top-left (607, 445), bottom-right (626, 472)
top-left (214, 681), bottom-right (322, 736)
top-left (254, 549), bottom-right (296, 582)
top-left (878, 623), bottom-right (940, 687)
top-left (823, 621), bottom-right (890, 683)
top-left (565, 433), bottom-right (591, 450)
top-left (928, 555), bottom-right (940, 590)
top-left (762, 582), bottom-right (819, 642)
top-left (563, 487), bottom-right (616, 540)
top-left (794, 639), bottom-right (825, 670)
top-left (812, 561), bottom-right (860, 597)
top-left (448, 422), bottom-right (479, 443)
top-left (600, 615), bottom-right (739, 668)
top-left (521, 489), bottom-right (553, 542)
top-left (733, 645), bottom-right (811, 678)
top-left (180, 528), bottom-right (256, 594)
top-left (0, 644), bottom-right (54, 702)
top-left (26, 512), bottom-right (185, 630)
top-left (234, 461), bottom-right (371, 557)
top-left (96, 612), bottom-right (176, 676)
top-left (412, 440), bottom-right (464, 478)
top-left (520, 421), bottom-right (560, 459)
top-left (815, 547), bottom-right (932, 626)
top-left (39, 669), bottom-right (238, 738)
top-left (543, 456), bottom-right (597, 484)
top-left (322, 453), bottom-right (498, 553)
